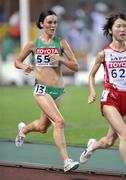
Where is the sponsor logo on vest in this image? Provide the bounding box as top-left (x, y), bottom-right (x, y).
top-left (109, 61), bottom-right (126, 68)
top-left (36, 48), bottom-right (59, 54)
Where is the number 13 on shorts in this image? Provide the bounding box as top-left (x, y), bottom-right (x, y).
top-left (34, 84), bottom-right (46, 95)
top-left (101, 89), bottom-right (109, 102)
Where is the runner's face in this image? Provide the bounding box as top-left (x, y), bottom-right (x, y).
top-left (42, 15), bottom-right (58, 36)
top-left (110, 18), bottom-right (126, 42)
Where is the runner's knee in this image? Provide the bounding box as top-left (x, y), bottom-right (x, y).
top-left (54, 118), bottom-right (65, 128)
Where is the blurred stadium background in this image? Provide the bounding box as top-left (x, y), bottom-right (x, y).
top-left (0, 0), bottom-right (126, 145)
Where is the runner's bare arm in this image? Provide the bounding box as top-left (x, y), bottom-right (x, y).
top-left (15, 41), bottom-right (34, 73)
top-left (88, 51), bottom-right (104, 103)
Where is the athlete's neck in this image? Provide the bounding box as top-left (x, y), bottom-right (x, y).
top-left (110, 40), bottom-right (126, 51)
top-left (40, 33), bottom-right (54, 44)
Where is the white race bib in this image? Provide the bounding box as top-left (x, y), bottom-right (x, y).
top-left (100, 89), bottom-right (109, 102)
top-left (34, 84), bottom-right (46, 95)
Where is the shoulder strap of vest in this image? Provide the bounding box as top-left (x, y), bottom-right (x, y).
top-left (54, 36), bottom-right (60, 46)
top-left (54, 36), bottom-right (64, 55)
top-left (35, 38), bottom-right (42, 47)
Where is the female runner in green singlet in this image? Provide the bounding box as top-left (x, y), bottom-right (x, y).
top-left (15, 9), bottom-right (79, 172)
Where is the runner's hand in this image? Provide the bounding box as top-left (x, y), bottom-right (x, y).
top-left (23, 64), bottom-right (34, 74)
top-left (48, 54), bottom-right (59, 62)
top-left (88, 92), bottom-right (97, 104)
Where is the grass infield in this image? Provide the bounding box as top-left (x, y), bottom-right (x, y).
top-left (0, 85), bottom-right (118, 146)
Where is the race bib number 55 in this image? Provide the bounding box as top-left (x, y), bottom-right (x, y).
top-left (34, 84), bottom-right (46, 95)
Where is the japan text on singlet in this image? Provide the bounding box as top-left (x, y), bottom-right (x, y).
top-left (103, 45), bottom-right (126, 91)
top-left (34, 36), bottom-right (63, 67)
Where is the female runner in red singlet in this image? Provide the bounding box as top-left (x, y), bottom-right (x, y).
top-left (80, 13), bottom-right (126, 166)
